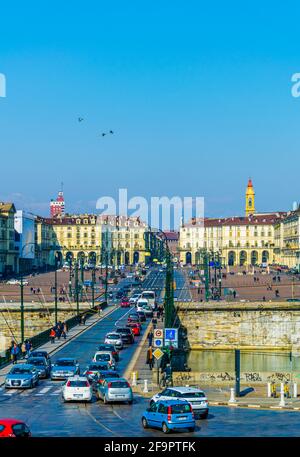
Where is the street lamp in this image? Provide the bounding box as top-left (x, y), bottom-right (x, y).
top-left (19, 242), bottom-right (35, 344)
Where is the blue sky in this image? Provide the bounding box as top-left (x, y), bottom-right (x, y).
top-left (1, 0), bottom-right (300, 220)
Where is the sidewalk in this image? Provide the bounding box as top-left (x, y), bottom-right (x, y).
top-left (0, 304), bottom-right (118, 386)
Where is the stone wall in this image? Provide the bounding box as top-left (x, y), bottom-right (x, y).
top-left (171, 370), bottom-right (300, 386)
top-left (177, 302), bottom-right (300, 350)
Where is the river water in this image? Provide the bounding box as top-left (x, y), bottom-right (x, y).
top-left (187, 350), bottom-right (300, 372)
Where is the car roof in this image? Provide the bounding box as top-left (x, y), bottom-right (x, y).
top-left (105, 377), bottom-right (126, 382)
top-left (11, 363), bottom-right (34, 369)
top-left (167, 386), bottom-right (205, 394)
top-left (94, 351), bottom-right (112, 354)
top-left (26, 357), bottom-right (46, 361)
top-left (56, 357), bottom-right (76, 362)
top-left (157, 399), bottom-right (190, 405)
top-left (66, 376), bottom-right (87, 381)
top-left (0, 419), bottom-right (26, 425)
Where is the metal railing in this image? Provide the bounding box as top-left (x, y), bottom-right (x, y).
top-left (0, 301), bottom-right (107, 369)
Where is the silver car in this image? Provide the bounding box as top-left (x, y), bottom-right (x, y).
top-left (51, 358), bottom-right (80, 380)
top-left (96, 377), bottom-right (133, 404)
top-left (104, 333), bottom-right (123, 350)
top-left (5, 364), bottom-right (39, 389)
top-left (26, 357), bottom-right (51, 378)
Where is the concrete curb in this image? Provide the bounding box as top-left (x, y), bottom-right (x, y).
top-left (208, 400), bottom-right (300, 412)
top-left (0, 305), bottom-right (119, 387)
top-left (123, 320), bottom-right (153, 380)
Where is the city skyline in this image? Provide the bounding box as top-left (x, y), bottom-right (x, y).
top-left (1, 1), bottom-right (300, 219)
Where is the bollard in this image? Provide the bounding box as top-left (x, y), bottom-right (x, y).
top-left (279, 383), bottom-right (285, 407)
top-left (293, 382), bottom-right (297, 398)
top-left (132, 371), bottom-right (137, 387)
top-left (228, 387), bottom-right (236, 403)
top-left (143, 379), bottom-right (149, 393)
top-left (267, 382), bottom-right (271, 398)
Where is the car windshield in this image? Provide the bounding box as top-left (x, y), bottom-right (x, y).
top-left (27, 359), bottom-right (45, 366)
top-left (11, 368), bottom-right (32, 375)
top-left (180, 392), bottom-right (205, 398)
top-left (95, 354), bottom-right (110, 361)
top-left (31, 352), bottom-right (47, 358)
top-left (171, 404), bottom-right (191, 414)
top-left (108, 381), bottom-right (129, 388)
top-left (142, 293), bottom-right (155, 299)
top-left (106, 335), bottom-right (119, 339)
top-left (67, 380), bottom-right (89, 387)
top-left (56, 360), bottom-right (75, 366)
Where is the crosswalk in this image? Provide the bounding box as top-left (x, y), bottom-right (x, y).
top-left (0, 383), bottom-right (63, 398)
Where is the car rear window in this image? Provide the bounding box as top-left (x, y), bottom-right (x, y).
top-left (117, 328), bottom-right (130, 333)
top-left (108, 381), bottom-right (129, 388)
top-left (106, 334), bottom-right (119, 339)
top-left (67, 381), bottom-right (89, 387)
top-left (180, 392), bottom-right (205, 398)
top-left (89, 364), bottom-right (107, 371)
top-left (28, 360), bottom-right (45, 366)
top-left (171, 404), bottom-right (191, 414)
top-left (95, 354), bottom-right (110, 361)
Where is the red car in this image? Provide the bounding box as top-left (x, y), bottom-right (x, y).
top-left (120, 298), bottom-right (130, 307)
top-left (127, 323), bottom-right (141, 336)
top-left (0, 419), bottom-right (31, 438)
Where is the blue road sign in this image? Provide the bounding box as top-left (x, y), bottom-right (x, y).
top-left (165, 328), bottom-right (177, 341)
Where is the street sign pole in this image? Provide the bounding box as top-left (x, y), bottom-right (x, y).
top-left (235, 349), bottom-right (240, 397)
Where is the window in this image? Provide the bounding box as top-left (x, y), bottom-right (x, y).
top-left (158, 403), bottom-right (168, 414)
top-left (150, 403), bottom-right (157, 413)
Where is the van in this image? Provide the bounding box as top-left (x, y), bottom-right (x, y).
top-left (141, 291), bottom-right (156, 309)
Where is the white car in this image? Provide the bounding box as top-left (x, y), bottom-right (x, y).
top-left (150, 386), bottom-right (209, 419)
top-left (129, 293), bottom-right (141, 305)
top-left (104, 333), bottom-right (123, 350)
top-left (61, 376), bottom-right (93, 402)
top-left (93, 351), bottom-right (116, 369)
top-left (6, 279), bottom-right (29, 286)
top-left (137, 298), bottom-right (148, 311)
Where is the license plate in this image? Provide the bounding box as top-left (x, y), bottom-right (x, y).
top-left (178, 416), bottom-right (187, 420)
top-left (115, 395), bottom-right (125, 397)
top-left (74, 394), bottom-right (83, 398)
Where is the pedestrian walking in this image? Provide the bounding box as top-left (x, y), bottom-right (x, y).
top-left (50, 328), bottom-right (56, 344)
top-left (147, 329), bottom-right (154, 347)
top-left (146, 346), bottom-right (154, 370)
top-left (284, 381), bottom-right (290, 398)
top-left (21, 342), bottom-right (26, 358)
top-left (11, 343), bottom-right (20, 364)
top-left (271, 381), bottom-right (277, 398)
top-left (25, 340), bottom-right (32, 358)
top-left (61, 322), bottom-right (67, 340)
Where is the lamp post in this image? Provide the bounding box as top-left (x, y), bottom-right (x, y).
top-left (74, 260), bottom-right (79, 316)
top-left (19, 242), bottom-right (36, 344)
top-left (54, 251), bottom-right (59, 325)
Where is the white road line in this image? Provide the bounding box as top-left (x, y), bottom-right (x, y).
top-left (35, 387), bottom-right (52, 396)
top-left (50, 389), bottom-right (61, 395)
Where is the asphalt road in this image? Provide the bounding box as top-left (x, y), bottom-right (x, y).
top-left (2, 267), bottom-right (299, 437)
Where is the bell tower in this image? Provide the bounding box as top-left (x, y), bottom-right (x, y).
top-left (245, 178), bottom-right (255, 216)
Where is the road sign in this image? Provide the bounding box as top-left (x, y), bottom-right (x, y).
top-left (165, 328), bottom-right (177, 341)
top-left (154, 328), bottom-right (163, 339)
top-left (153, 348), bottom-right (164, 360)
top-left (154, 338), bottom-right (163, 347)
top-left (165, 328), bottom-right (178, 348)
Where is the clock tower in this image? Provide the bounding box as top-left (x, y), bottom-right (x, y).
top-left (245, 178), bottom-right (255, 216)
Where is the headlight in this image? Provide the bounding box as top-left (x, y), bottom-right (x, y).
top-left (22, 379), bottom-right (30, 384)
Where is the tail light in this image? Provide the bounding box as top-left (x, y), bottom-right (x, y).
top-left (189, 404), bottom-right (194, 418)
top-left (107, 382), bottom-right (112, 388)
top-left (66, 381), bottom-right (71, 387)
top-left (85, 381), bottom-right (90, 387)
top-left (126, 382), bottom-right (131, 388)
top-left (86, 371), bottom-right (92, 375)
top-left (112, 351), bottom-right (117, 356)
top-left (167, 406), bottom-right (172, 421)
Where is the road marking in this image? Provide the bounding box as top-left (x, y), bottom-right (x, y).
top-left (85, 409), bottom-right (119, 436)
top-left (50, 388), bottom-right (62, 395)
top-left (35, 387), bottom-right (52, 396)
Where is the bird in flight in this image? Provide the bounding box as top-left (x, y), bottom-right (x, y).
top-left (78, 117), bottom-right (84, 122)
top-left (100, 130), bottom-right (115, 137)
